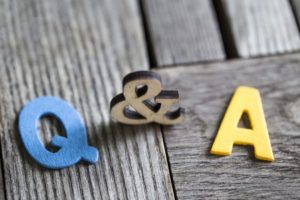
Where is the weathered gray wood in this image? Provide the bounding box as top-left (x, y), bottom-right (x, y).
top-left (141, 0), bottom-right (225, 66)
top-left (0, 153), bottom-right (5, 200)
top-left (0, 0), bottom-right (174, 199)
top-left (291, 0), bottom-right (300, 25)
top-left (157, 54), bottom-right (300, 199)
top-left (222, 0), bottom-right (300, 57)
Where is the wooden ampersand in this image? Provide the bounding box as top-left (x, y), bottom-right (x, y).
top-left (110, 71), bottom-right (184, 125)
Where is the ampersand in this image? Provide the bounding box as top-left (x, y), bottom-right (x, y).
top-left (18, 97), bottom-right (99, 169)
top-left (110, 71), bottom-right (184, 125)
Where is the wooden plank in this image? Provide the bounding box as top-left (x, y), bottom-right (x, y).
top-left (0, 0), bottom-right (174, 199)
top-left (157, 53), bottom-right (300, 199)
top-left (221, 0), bottom-right (300, 57)
top-left (0, 154), bottom-right (5, 200)
top-left (291, 0), bottom-right (300, 24)
top-left (141, 0), bottom-right (225, 66)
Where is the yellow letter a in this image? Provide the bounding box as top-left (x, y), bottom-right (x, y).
top-left (210, 86), bottom-right (274, 161)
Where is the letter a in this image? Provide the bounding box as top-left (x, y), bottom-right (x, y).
top-left (210, 86), bottom-right (274, 161)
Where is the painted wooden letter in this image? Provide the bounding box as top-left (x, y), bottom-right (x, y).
top-left (210, 86), bottom-right (274, 161)
top-left (18, 97), bottom-right (99, 169)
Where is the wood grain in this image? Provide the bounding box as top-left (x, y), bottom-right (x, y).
top-left (141, 0), bottom-right (225, 66)
top-left (0, 0), bottom-right (174, 199)
top-left (157, 53), bottom-right (300, 199)
top-left (0, 151), bottom-right (5, 200)
top-left (221, 0), bottom-right (300, 57)
top-left (291, 0), bottom-right (300, 26)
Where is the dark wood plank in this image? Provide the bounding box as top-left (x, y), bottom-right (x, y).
top-left (0, 0), bottom-right (174, 199)
top-left (291, 0), bottom-right (300, 25)
top-left (157, 53), bottom-right (300, 199)
top-left (222, 0), bottom-right (300, 57)
top-left (141, 0), bottom-right (225, 66)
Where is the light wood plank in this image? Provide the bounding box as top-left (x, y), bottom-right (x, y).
top-left (157, 53), bottom-right (300, 199)
top-left (141, 0), bottom-right (225, 66)
top-left (222, 0), bottom-right (300, 57)
top-left (0, 0), bottom-right (174, 199)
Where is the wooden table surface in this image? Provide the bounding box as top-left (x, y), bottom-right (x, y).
top-left (0, 0), bottom-right (299, 199)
